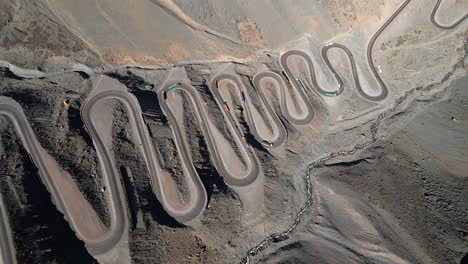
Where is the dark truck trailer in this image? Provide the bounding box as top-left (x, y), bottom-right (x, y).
top-left (241, 91), bottom-right (246, 102)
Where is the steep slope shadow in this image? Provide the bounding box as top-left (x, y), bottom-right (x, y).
top-left (178, 90), bottom-right (229, 203)
top-left (0, 87), bottom-right (110, 227)
top-left (0, 124), bottom-right (96, 264)
top-left (461, 253), bottom-right (468, 264)
top-left (111, 101), bottom-right (183, 228)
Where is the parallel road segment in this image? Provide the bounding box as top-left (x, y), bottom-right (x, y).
top-left (281, 0), bottom-right (413, 101)
top-left (281, 0), bottom-right (466, 102)
top-left (83, 90), bottom-right (207, 225)
top-left (0, 95), bottom-right (128, 257)
top-left (211, 74), bottom-right (287, 147)
top-left (252, 71), bottom-right (314, 126)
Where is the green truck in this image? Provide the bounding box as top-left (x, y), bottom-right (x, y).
top-left (168, 83), bottom-right (181, 90)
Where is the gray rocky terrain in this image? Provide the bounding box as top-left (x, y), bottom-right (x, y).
top-left (0, 0), bottom-right (467, 263)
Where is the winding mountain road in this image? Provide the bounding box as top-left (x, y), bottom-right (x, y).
top-left (160, 81), bottom-right (260, 187)
top-left (252, 71), bottom-right (315, 126)
top-left (0, 95), bottom-right (129, 258)
top-left (84, 90), bottom-right (208, 225)
top-left (211, 74), bottom-right (287, 147)
top-left (245, 0), bottom-right (467, 261)
top-left (0, 0), bottom-right (466, 262)
top-left (280, 0), bottom-right (414, 102)
top-left (0, 88), bottom-right (210, 262)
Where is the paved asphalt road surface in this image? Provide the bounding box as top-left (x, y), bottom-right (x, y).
top-left (85, 90), bottom-right (208, 225)
top-left (211, 74), bottom-right (287, 147)
top-left (280, 0), bottom-right (416, 102)
top-left (253, 71), bottom-right (315, 126)
top-left (0, 0), bottom-right (465, 261)
top-left (160, 82), bottom-right (260, 187)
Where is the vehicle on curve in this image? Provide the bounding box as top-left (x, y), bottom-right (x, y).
top-left (168, 83), bottom-right (181, 90)
top-left (223, 101), bottom-right (230, 112)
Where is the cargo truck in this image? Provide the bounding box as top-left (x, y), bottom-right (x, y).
top-left (168, 83), bottom-right (181, 90)
top-left (223, 101), bottom-right (230, 112)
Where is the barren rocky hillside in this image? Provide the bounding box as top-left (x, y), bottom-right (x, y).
top-left (0, 0), bottom-right (467, 263)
